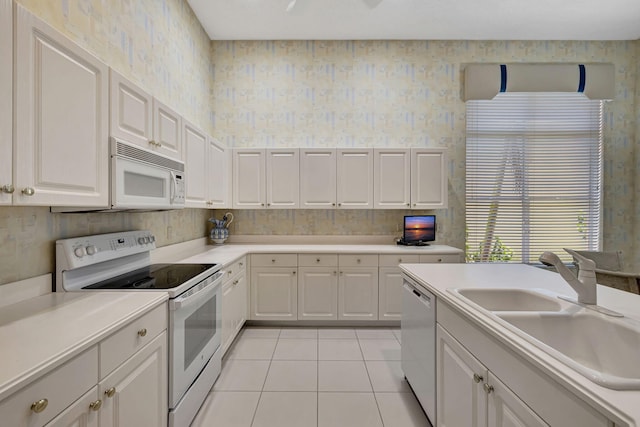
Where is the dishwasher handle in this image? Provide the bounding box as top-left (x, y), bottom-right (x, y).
top-left (404, 282), bottom-right (432, 308)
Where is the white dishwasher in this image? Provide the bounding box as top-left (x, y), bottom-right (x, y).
top-left (401, 276), bottom-right (436, 425)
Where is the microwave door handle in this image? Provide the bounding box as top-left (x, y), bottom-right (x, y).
top-left (169, 172), bottom-right (176, 203)
top-left (170, 272), bottom-right (223, 311)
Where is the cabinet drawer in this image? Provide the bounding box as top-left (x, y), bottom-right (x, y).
top-left (420, 254), bottom-right (461, 264)
top-left (252, 254), bottom-right (298, 267)
top-left (0, 346), bottom-right (98, 427)
top-left (339, 254), bottom-right (378, 267)
top-left (224, 256), bottom-right (247, 281)
top-left (99, 303), bottom-right (167, 379)
top-left (379, 254), bottom-right (420, 266)
top-left (298, 254), bottom-right (338, 267)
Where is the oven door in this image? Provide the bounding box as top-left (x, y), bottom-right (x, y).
top-left (169, 271), bottom-right (223, 408)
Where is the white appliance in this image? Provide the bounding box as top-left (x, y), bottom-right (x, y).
top-left (56, 231), bottom-right (222, 427)
top-left (401, 276), bottom-right (436, 425)
top-left (111, 138), bottom-right (186, 210)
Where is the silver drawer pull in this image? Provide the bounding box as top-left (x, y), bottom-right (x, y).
top-left (30, 399), bottom-right (48, 413)
top-left (473, 373), bottom-right (483, 383)
top-left (483, 383), bottom-right (494, 394)
top-left (138, 328), bottom-right (147, 337)
top-left (22, 187), bottom-right (35, 196)
top-left (105, 387), bottom-right (116, 398)
top-left (1, 184), bottom-right (14, 194)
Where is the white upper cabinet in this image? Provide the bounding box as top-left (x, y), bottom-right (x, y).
top-left (300, 149), bottom-right (337, 209)
top-left (184, 121), bottom-right (208, 208)
top-left (336, 149), bottom-right (373, 209)
top-left (109, 70), bottom-right (153, 148)
top-left (152, 99), bottom-right (183, 160)
top-left (233, 149), bottom-right (266, 209)
top-left (266, 148), bottom-right (299, 208)
top-left (208, 138), bottom-right (232, 208)
top-left (0, 0), bottom-right (12, 205)
top-left (374, 149), bottom-right (411, 209)
top-left (411, 148), bottom-right (448, 209)
top-left (110, 71), bottom-right (184, 161)
top-left (14, 5), bottom-right (109, 206)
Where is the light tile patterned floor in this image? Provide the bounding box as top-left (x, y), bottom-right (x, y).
top-left (192, 327), bottom-right (433, 427)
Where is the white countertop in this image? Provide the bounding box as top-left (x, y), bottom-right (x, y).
top-left (176, 243), bottom-right (463, 266)
top-left (400, 263), bottom-right (640, 427)
top-left (0, 291), bottom-right (168, 402)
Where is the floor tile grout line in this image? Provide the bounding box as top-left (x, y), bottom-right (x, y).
top-left (358, 335), bottom-right (387, 427)
top-left (249, 327), bottom-right (281, 427)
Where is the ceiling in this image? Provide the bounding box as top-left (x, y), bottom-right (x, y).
top-left (187, 0), bottom-right (640, 41)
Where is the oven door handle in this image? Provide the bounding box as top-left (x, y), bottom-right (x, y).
top-left (169, 271), bottom-right (223, 311)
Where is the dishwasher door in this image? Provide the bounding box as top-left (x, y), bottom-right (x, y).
top-left (401, 277), bottom-right (436, 425)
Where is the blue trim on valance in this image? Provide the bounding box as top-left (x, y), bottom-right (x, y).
top-left (578, 64), bottom-right (586, 93)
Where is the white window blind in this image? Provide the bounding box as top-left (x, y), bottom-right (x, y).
top-left (465, 93), bottom-right (603, 264)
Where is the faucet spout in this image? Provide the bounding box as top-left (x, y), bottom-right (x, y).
top-left (539, 249), bottom-right (597, 305)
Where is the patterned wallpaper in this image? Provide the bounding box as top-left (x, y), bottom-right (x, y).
top-left (210, 40), bottom-right (639, 265)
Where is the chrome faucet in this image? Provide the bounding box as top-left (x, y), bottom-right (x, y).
top-left (539, 248), bottom-right (597, 305)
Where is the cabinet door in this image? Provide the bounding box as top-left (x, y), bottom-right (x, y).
top-left (487, 373), bottom-right (549, 427)
top-left (15, 6), bottom-right (109, 206)
top-left (233, 149), bottom-right (266, 209)
top-left (221, 279), bottom-right (235, 354)
top-left (234, 272), bottom-right (248, 333)
top-left (411, 148), bottom-right (448, 209)
top-left (184, 121), bottom-right (208, 208)
top-left (99, 332), bottom-right (168, 427)
top-left (336, 149), bottom-right (373, 209)
top-left (45, 387), bottom-right (99, 427)
top-left (378, 267), bottom-right (403, 320)
top-left (373, 149), bottom-right (411, 209)
top-left (300, 149), bottom-right (336, 208)
top-left (251, 267), bottom-right (297, 321)
top-left (338, 267), bottom-right (379, 321)
top-left (437, 325), bottom-right (487, 427)
top-left (208, 138), bottom-right (231, 208)
top-left (266, 148), bottom-right (299, 208)
top-left (0, 0), bottom-right (11, 205)
top-left (152, 98), bottom-right (182, 160)
top-left (109, 70), bottom-right (153, 149)
top-left (298, 267), bottom-right (338, 320)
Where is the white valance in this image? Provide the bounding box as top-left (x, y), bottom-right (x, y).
top-left (463, 63), bottom-right (614, 101)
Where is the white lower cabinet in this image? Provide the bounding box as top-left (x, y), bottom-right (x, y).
top-left (98, 332), bottom-right (167, 427)
top-left (338, 267), bottom-right (379, 321)
top-left (251, 267), bottom-right (298, 321)
top-left (45, 387), bottom-right (99, 427)
top-left (298, 267), bottom-right (338, 320)
top-left (222, 259), bottom-right (248, 354)
top-left (378, 267), bottom-right (405, 320)
top-left (0, 304), bottom-right (168, 427)
top-left (437, 324), bottom-right (547, 427)
top-left (437, 301), bottom-right (612, 427)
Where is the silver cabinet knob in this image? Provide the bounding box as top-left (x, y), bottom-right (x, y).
top-left (332, 203), bottom-right (336, 206)
top-left (338, 203), bottom-right (342, 206)
top-left (89, 400), bottom-right (103, 411)
top-left (316, 258), bottom-right (321, 263)
top-left (22, 187), bottom-right (35, 196)
top-left (473, 373), bottom-right (483, 383)
top-left (261, 203), bottom-right (265, 206)
top-left (483, 383), bottom-right (494, 394)
top-left (1, 184), bottom-right (14, 194)
top-left (406, 203), bottom-right (410, 206)
top-left (138, 328), bottom-right (147, 337)
top-left (105, 387), bottom-right (116, 398)
top-left (267, 203), bottom-right (271, 206)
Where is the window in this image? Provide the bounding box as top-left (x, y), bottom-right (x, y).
top-left (465, 93), bottom-right (603, 263)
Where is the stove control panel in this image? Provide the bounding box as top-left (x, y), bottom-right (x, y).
top-left (56, 231), bottom-right (156, 269)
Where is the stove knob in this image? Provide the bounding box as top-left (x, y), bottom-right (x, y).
top-left (74, 247), bottom-right (86, 258)
top-left (86, 245), bottom-right (98, 256)
top-left (138, 237), bottom-right (145, 245)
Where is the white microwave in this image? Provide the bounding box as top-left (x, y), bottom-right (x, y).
top-left (111, 138), bottom-right (185, 210)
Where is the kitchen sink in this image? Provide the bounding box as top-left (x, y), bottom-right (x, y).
top-left (449, 288), bottom-right (563, 312)
top-left (496, 311), bottom-right (640, 390)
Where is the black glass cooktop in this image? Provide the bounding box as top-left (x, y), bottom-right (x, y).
top-left (83, 263), bottom-right (217, 290)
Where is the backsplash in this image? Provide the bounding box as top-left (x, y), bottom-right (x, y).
top-left (210, 40), bottom-right (639, 265)
top-left (0, 207), bottom-right (210, 286)
top-left (218, 209), bottom-right (452, 241)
